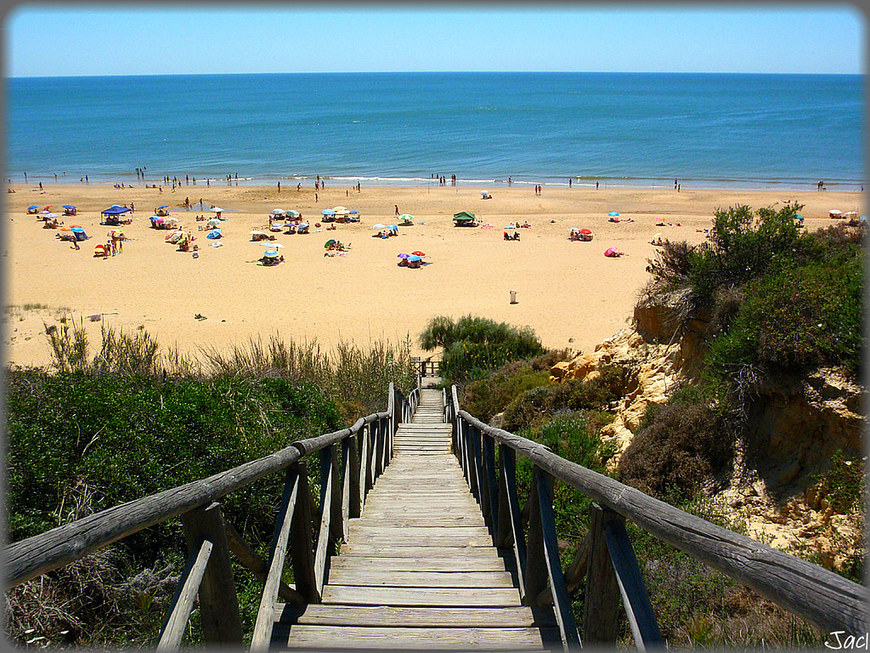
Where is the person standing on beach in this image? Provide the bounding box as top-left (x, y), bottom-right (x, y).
top-left (596, 181), bottom-right (599, 190)
top-left (277, 182), bottom-right (281, 193)
top-left (395, 205), bottom-right (400, 216)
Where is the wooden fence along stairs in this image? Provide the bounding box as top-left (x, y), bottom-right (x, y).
top-left (5, 365), bottom-right (868, 651)
top-left (270, 385), bottom-right (555, 650)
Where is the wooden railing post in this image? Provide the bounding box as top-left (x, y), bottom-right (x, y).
top-left (289, 462), bottom-right (319, 602)
top-left (179, 502), bottom-right (243, 645)
top-left (346, 433), bottom-right (361, 518)
top-left (481, 433), bottom-right (499, 536)
top-left (326, 444), bottom-right (343, 544)
top-left (584, 503), bottom-right (623, 645)
top-left (534, 468), bottom-right (580, 649)
top-left (499, 444), bottom-right (527, 599)
top-left (523, 466), bottom-right (549, 607)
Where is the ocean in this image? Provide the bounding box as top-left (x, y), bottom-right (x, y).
top-left (5, 72), bottom-right (865, 190)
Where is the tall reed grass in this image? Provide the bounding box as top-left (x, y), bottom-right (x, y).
top-left (42, 318), bottom-right (417, 418)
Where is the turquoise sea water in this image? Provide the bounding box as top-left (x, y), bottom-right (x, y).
top-left (5, 72), bottom-right (865, 190)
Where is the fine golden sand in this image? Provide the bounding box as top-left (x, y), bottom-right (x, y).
top-left (4, 183), bottom-right (864, 368)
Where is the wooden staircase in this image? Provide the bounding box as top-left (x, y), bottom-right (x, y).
top-left (271, 387), bottom-right (555, 650)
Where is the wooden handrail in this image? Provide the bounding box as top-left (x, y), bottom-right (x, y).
top-left (448, 386), bottom-right (869, 642)
top-left (6, 382), bottom-right (417, 649)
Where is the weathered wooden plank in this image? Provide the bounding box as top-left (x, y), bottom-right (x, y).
top-left (325, 568), bottom-right (515, 587)
top-left (348, 525), bottom-right (491, 536)
top-left (604, 513), bottom-right (663, 649)
top-left (288, 462), bottom-right (319, 603)
top-left (157, 538), bottom-right (212, 651)
top-left (534, 469), bottom-right (580, 648)
top-left (584, 503), bottom-right (622, 644)
top-left (327, 556), bottom-right (508, 572)
top-left (348, 516), bottom-right (486, 527)
top-left (321, 585), bottom-right (523, 606)
top-left (284, 625), bottom-right (546, 649)
top-left (344, 532), bottom-right (495, 546)
top-left (180, 503), bottom-right (243, 646)
top-left (458, 409), bottom-right (870, 634)
top-left (277, 604), bottom-right (542, 627)
top-left (251, 471), bottom-right (300, 652)
top-left (338, 544), bottom-right (503, 558)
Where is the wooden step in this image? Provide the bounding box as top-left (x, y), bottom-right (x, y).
top-left (282, 624), bottom-right (546, 649)
top-left (321, 585), bottom-right (523, 607)
top-left (326, 568), bottom-right (514, 588)
top-left (277, 604), bottom-right (541, 627)
top-left (338, 544), bottom-right (502, 558)
top-left (327, 556), bottom-right (508, 572)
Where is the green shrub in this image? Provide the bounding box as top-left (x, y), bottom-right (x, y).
top-left (501, 365), bottom-right (631, 433)
top-left (420, 315), bottom-right (546, 384)
top-left (461, 363), bottom-right (552, 421)
top-left (617, 395), bottom-right (732, 502)
top-left (706, 257), bottom-right (863, 379)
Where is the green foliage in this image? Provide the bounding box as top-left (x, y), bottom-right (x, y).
top-left (501, 365), bottom-right (631, 433)
top-left (617, 393), bottom-right (732, 503)
top-left (461, 362), bottom-right (552, 422)
top-left (706, 257), bottom-right (863, 378)
top-left (5, 369), bottom-right (343, 548)
top-left (420, 315), bottom-right (546, 383)
top-left (811, 450), bottom-right (866, 514)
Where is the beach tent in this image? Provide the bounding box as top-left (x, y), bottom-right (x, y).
top-left (101, 205), bottom-right (131, 217)
top-left (206, 229), bottom-right (222, 239)
top-left (453, 211), bottom-right (478, 227)
top-left (829, 210), bottom-right (842, 218)
top-left (62, 204), bottom-right (77, 215)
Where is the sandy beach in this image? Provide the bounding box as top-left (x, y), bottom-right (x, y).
top-left (3, 182), bottom-right (864, 369)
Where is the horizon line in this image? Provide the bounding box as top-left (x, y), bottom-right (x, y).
top-left (7, 70), bottom-right (863, 80)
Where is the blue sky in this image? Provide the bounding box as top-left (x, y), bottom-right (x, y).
top-left (4, 4), bottom-right (865, 77)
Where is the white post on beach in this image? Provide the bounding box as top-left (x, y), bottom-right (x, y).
top-left (510, 289), bottom-right (518, 304)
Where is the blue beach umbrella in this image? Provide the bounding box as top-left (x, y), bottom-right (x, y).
top-left (387, 224), bottom-right (398, 231)
top-left (397, 253), bottom-right (410, 259)
top-left (206, 229), bottom-right (222, 239)
top-left (608, 211), bottom-right (619, 216)
top-left (321, 209), bottom-right (336, 216)
top-left (63, 204), bottom-right (76, 209)
top-left (27, 205), bottom-right (38, 210)
top-left (408, 255), bottom-right (422, 262)
top-left (158, 205), bottom-right (169, 209)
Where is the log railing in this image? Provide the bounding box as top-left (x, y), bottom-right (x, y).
top-left (447, 385), bottom-right (869, 650)
top-left (5, 382), bottom-right (419, 649)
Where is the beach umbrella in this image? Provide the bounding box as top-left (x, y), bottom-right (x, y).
top-left (260, 242), bottom-right (285, 248)
top-left (27, 205), bottom-right (38, 210)
top-left (263, 249), bottom-right (280, 259)
top-left (505, 224), bottom-right (516, 229)
top-left (165, 217), bottom-right (179, 225)
top-left (387, 224), bottom-right (398, 231)
top-left (580, 228), bottom-right (592, 235)
top-left (324, 239), bottom-right (337, 248)
top-left (62, 204), bottom-right (76, 209)
top-left (211, 207), bottom-right (225, 213)
top-left (271, 208), bottom-right (286, 215)
top-left (608, 211), bottom-right (619, 216)
top-left (411, 251), bottom-right (426, 256)
top-left (348, 210), bottom-right (359, 215)
top-left (604, 247), bottom-right (618, 256)
top-left (206, 229), bottom-right (222, 239)
top-left (287, 210), bottom-right (301, 217)
top-left (321, 209), bottom-right (336, 216)
top-left (44, 212), bottom-right (59, 219)
top-left (70, 226), bottom-right (85, 233)
top-left (158, 205), bottom-right (169, 209)
top-left (397, 253), bottom-right (410, 259)
top-left (371, 223), bottom-right (387, 230)
top-left (398, 214), bottom-right (414, 221)
top-left (408, 255), bottom-right (422, 262)
top-left (297, 222), bottom-right (309, 228)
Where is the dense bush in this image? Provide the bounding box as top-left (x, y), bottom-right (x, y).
top-left (6, 369), bottom-right (344, 549)
top-left (501, 365), bottom-right (632, 433)
top-left (420, 315), bottom-right (546, 383)
top-left (617, 390), bottom-right (732, 502)
top-left (706, 257), bottom-right (863, 377)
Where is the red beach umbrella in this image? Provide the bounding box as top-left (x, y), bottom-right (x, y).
top-left (579, 229), bottom-right (592, 235)
top-left (411, 250), bottom-right (425, 256)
